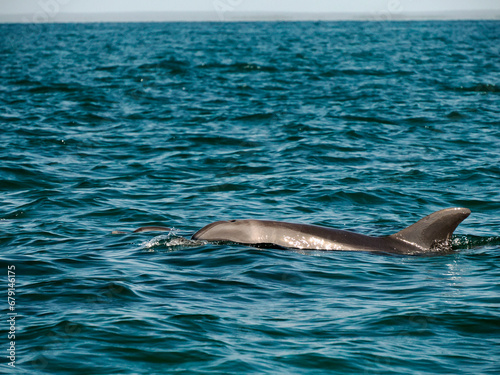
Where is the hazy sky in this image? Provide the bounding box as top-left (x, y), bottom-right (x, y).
top-left (1, 0), bottom-right (499, 21)
top-left (2, 0), bottom-right (500, 13)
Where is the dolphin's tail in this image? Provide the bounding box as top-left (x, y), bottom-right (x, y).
top-left (389, 208), bottom-right (471, 251)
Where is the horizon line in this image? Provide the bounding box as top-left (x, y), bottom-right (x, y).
top-left (1, 10), bottom-right (500, 24)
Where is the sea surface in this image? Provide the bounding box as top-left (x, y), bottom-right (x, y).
top-left (1, 20), bottom-right (499, 374)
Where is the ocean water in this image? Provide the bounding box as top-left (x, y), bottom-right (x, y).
top-left (1, 20), bottom-right (499, 374)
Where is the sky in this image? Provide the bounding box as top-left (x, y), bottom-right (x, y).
top-left (1, 0), bottom-right (499, 22)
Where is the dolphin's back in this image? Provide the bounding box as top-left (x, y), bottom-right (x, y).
top-left (247, 220), bottom-right (389, 252)
top-left (192, 208), bottom-right (471, 254)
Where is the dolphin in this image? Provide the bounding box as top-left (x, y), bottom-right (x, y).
top-left (191, 208), bottom-right (471, 254)
top-left (111, 226), bottom-right (171, 235)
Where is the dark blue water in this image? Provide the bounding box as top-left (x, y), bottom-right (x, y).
top-left (1, 21), bottom-right (499, 374)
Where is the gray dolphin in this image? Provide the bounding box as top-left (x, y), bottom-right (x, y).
top-left (112, 226), bottom-right (171, 234)
top-left (191, 208), bottom-right (471, 254)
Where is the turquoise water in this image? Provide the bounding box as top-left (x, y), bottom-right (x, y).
top-left (1, 21), bottom-right (499, 374)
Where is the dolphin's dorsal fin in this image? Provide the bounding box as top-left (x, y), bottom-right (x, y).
top-left (389, 208), bottom-right (471, 251)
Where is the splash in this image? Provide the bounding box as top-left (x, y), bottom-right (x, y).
top-left (140, 230), bottom-right (207, 252)
top-left (452, 235), bottom-right (500, 250)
